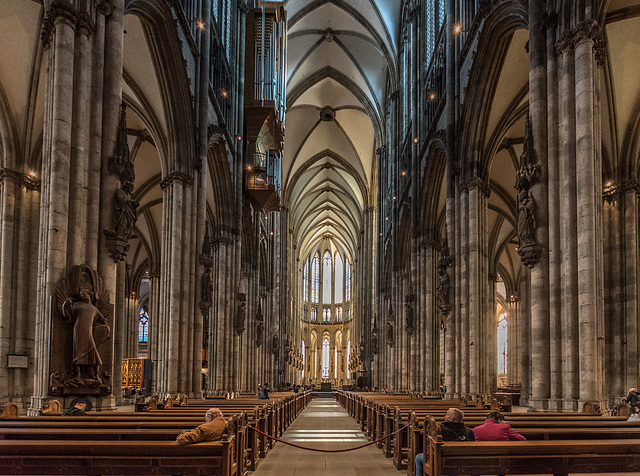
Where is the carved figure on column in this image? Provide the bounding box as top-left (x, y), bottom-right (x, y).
top-left (515, 114), bottom-right (542, 268)
top-left (404, 294), bottom-right (415, 335)
top-left (235, 293), bottom-right (246, 335)
top-left (437, 239), bottom-right (452, 315)
top-left (371, 325), bottom-right (379, 355)
top-left (54, 266), bottom-right (112, 391)
top-left (272, 334), bottom-right (279, 359)
top-left (386, 301), bottom-right (394, 346)
top-left (199, 230), bottom-right (213, 316)
top-left (256, 322), bottom-right (264, 347)
top-left (104, 104), bottom-right (139, 263)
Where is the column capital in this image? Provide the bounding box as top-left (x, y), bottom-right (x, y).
top-left (459, 177), bottom-right (490, 197)
top-left (0, 168), bottom-right (41, 191)
top-left (41, 1), bottom-right (77, 49)
top-left (160, 171), bottom-right (194, 190)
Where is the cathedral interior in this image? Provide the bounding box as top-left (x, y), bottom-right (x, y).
top-left (1, 0), bottom-right (640, 415)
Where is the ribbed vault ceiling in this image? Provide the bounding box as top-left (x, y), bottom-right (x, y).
top-left (284, 0), bottom-right (401, 261)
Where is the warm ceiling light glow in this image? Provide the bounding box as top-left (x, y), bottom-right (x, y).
top-left (430, 93), bottom-right (436, 100)
top-left (237, 135), bottom-right (242, 140)
top-left (270, 232), bottom-right (274, 236)
top-left (393, 196), bottom-right (396, 200)
top-left (385, 217), bottom-right (389, 220)
top-left (197, 21), bottom-right (205, 29)
top-left (221, 90), bottom-right (228, 97)
top-left (265, 216), bottom-right (268, 220)
top-left (402, 171), bottom-right (406, 176)
top-left (454, 24), bottom-right (462, 34)
top-left (247, 166), bottom-right (252, 170)
top-left (413, 137), bottom-right (418, 143)
top-left (606, 181), bottom-right (612, 187)
top-left (29, 171), bottom-right (35, 177)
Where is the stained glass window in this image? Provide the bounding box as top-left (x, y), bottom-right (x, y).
top-left (337, 307), bottom-right (343, 322)
top-left (345, 259), bottom-right (351, 301)
top-left (139, 308), bottom-right (149, 343)
top-left (311, 252), bottom-right (319, 303)
top-left (311, 307), bottom-right (317, 322)
top-left (335, 252), bottom-right (343, 303)
top-left (323, 308), bottom-right (330, 322)
top-left (498, 313), bottom-right (508, 374)
top-left (322, 339), bottom-right (330, 379)
top-left (303, 259), bottom-right (309, 301)
top-left (322, 251), bottom-right (332, 304)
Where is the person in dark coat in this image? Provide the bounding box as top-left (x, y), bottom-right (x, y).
top-left (415, 408), bottom-right (474, 476)
top-left (62, 401), bottom-right (88, 416)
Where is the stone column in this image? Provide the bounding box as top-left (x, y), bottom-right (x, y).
top-left (622, 185), bottom-right (639, 389)
top-left (574, 22), bottom-right (603, 406)
top-left (30, 2), bottom-right (76, 414)
top-left (528, 0), bottom-right (550, 411)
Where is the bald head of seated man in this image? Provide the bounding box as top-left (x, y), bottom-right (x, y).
top-left (175, 407), bottom-right (226, 445)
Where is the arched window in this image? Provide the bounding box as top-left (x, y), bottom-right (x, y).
top-left (302, 341), bottom-right (305, 378)
top-left (347, 340), bottom-right (351, 375)
top-left (139, 307), bottom-right (149, 343)
top-left (337, 307), bottom-right (343, 322)
top-left (311, 307), bottom-right (317, 322)
top-left (303, 258), bottom-right (309, 301)
top-left (323, 308), bottom-right (330, 322)
top-left (311, 252), bottom-right (319, 303)
top-left (322, 250), bottom-right (332, 304)
top-left (497, 313), bottom-right (508, 374)
top-left (322, 338), bottom-right (330, 379)
top-left (335, 252), bottom-right (343, 303)
top-left (345, 259), bottom-right (351, 301)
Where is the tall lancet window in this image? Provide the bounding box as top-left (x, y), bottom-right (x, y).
top-left (322, 251), bottom-right (332, 304)
top-left (322, 338), bottom-right (330, 379)
top-left (323, 308), bottom-right (330, 322)
top-left (139, 308), bottom-right (149, 343)
top-left (497, 313), bottom-right (508, 374)
top-left (335, 252), bottom-right (343, 303)
top-left (345, 259), bottom-right (351, 302)
top-left (303, 259), bottom-right (309, 301)
top-left (311, 252), bottom-right (320, 303)
top-left (337, 307), bottom-right (343, 322)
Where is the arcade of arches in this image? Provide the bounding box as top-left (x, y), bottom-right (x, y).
top-left (1, 0), bottom-right (640, 415)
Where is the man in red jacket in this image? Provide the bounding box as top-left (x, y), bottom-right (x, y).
top-left (473, 411), bottom-right (525, 441)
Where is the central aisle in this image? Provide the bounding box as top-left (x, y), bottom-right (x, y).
top-left (252, 398), bottom-right (401, 476)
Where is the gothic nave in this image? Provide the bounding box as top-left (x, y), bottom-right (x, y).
top-left (1, 0), bottom-right (640, 415)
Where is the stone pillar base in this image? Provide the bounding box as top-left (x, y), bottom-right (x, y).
top-left (527, 397), bottom-right (550, 411)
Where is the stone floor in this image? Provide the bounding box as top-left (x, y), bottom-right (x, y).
top-left (251, 398), bottom-right (400, 476)
top-left (250, 397), bottom-right (631, 476)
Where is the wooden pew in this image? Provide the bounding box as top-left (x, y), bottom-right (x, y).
top-left (424, 437), bottom-right (640, 476)
top-left (0, 417), bottom-right (239, 476)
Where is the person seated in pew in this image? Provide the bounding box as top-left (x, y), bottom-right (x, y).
top-left (415, 407), bottom-right (475, 476)
top-left (62, 400), bottom-right (88, 416)
top-left (175, 407), bottom-right (226, 445)
top-left (628, 405), bottom-right (640, 421)
top-left (473, 411), bottom-right (526, 441)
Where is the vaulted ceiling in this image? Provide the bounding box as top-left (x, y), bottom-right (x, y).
top-left (283, 0), bottom-right (402, 262)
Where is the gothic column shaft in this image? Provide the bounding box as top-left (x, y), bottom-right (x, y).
top-left (178, 185), bottom-right (192, 392)
top-left (574, 37), bottom-right (601, 403)
top-left (113, 261), bottom-right (126, 402)
top-left (623, 189), bottom-right (639, 387)
top-left (87, 9), bottom-right (105, 267)
top-left (0, 178), bottom-right (17, 395)
top-left (468, 185), bottom-right (480, 394)
top-left (460, 187), bottom-right (469, 394)
top-left (546, 18), bottom-right (562, 410)
top-left (68, 25), bottom-right (91, 267)
top-left (558, 45), bottom-right (579, 408)
top-left (528, 0), bottom-right (550, 411)
top-left (167, 181), bottom-right (184, 394)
